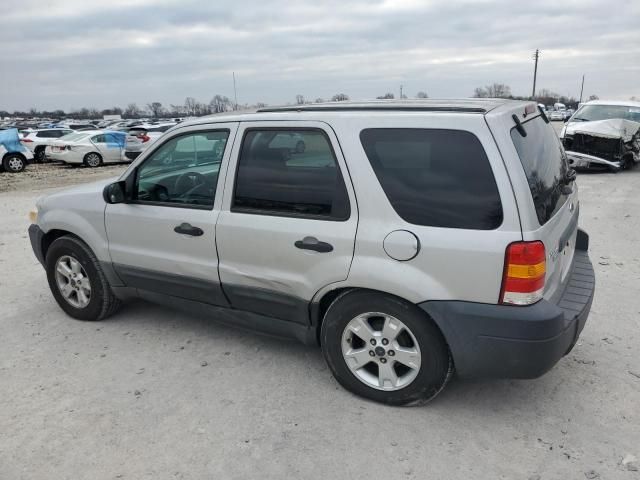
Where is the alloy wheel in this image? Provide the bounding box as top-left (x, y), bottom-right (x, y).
top-left (341, 312), bottom-right (422, 391)
top-left (54, 255), bottom-right (92, 308)
top-left (7, 157), bottom-right (24, 171)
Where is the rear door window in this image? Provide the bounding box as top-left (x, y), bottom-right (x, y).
top-left (360, 128), bottom-right (503, 229)
top-left (232, 129), bottom-right (350, 220)
top-left (510, 116), bottom-right (569, 225)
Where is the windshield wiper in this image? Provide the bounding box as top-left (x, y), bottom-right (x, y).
top-left (571, 117), bottom-right (590, 122)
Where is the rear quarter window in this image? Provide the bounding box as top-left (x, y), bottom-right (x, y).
top-left (360, 128), bottom-right (503, 230)
top-left (510, 116), bottom-right (569, 225)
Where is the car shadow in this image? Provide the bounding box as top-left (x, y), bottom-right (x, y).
top-left (101, 298), bottom-right (570, 411)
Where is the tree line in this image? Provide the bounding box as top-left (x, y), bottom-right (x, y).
top-left (4, 86), bottom-right (625, 120)
top-left (472, 83), bottom-right (602, 109)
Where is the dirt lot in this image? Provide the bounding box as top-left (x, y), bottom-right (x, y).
top-left (1, 161), bottom-right (639, 480)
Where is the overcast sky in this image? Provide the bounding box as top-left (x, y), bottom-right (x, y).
top-left (1, 0), bottom-right (638, 112)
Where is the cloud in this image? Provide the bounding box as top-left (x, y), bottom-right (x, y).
top-left (0, 0), bottom-right (638, 111)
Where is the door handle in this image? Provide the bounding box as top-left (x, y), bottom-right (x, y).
top-left (174, 223), bottom-right (204, 237)
top-left (294, 236), bottom-right (333, 253)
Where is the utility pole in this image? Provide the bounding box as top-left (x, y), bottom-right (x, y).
top-left (532, 49), bottom-right (540, 99)
top-left (579, 74), bottom-right (585, 104)
top-left (400, 84), bottom-right (403, 99)
top-left (233, 72), bottom-right (238, 111)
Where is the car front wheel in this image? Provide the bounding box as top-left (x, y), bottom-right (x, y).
top-left (45, 235), bottom-right (121, 321)
top-left (321, 290), bottom-right (453, 406)
top-left (3, 154), bottom-right (26, 173)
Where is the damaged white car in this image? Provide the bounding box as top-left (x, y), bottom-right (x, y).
top-left (560, 100), bottom-right (640, 171)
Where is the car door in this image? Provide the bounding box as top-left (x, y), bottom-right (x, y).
top-left (105, 123), bottom-right (238, 306)
top-left (95, 133), bottom-right (124, 163)
top-left (90, 134), bottom-right (119, 163)
top-left (216, 121), bottom-right (358, 325)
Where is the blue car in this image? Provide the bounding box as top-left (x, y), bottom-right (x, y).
top-left (0, 128), bottom-right (34, 173)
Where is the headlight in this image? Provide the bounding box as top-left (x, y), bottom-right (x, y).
top-left (28, 207), bottom-right (38, 224)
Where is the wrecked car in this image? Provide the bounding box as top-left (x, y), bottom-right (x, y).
top-left (561, 101), bottom-right (640, 171)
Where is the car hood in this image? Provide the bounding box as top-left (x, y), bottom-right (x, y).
top-left (565, 118), bottom-right (640, 142)
top-left (38, 177), bottom-right (118, 206)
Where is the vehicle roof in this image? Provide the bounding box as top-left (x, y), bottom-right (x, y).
top-left (176, 98), bottom-right (533, 128)
top-left (28, 127), bottom-right (73, 133)
top-left (583, 100), bottom-right (640, 108)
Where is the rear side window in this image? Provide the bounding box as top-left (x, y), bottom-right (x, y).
top-left (510, 116), bottom-right (569, 225)
top-left (233, 129), bottom-right (350, 220)
top-left (360, 128), bottom-right (503, 229)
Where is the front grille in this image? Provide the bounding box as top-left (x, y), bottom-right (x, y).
top-left (569, 134), bottom-right (622, 162)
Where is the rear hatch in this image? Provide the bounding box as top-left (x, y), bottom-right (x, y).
top-left (506, 112), bottom-right (579, 300)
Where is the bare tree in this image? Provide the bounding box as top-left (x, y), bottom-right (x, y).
top-left (631, 96), bottom-right (638, 101)
top-left (473, 83), bottom-right (512, 98)
top-left (331, 93), bottom-right (349, 102)
top-left (124, 103), bottom-right (141, 118)
top-left (376, 93), bottom-right (394, 99)
top-left (314, 98), bottom-right (324, 103)
top-left (209, 95), bottom-right (231, 113)
top-left (588, 94), bottom-right (599, 101)
top-left (184, 97), bottom-right (197, 115)
top-left (147, 102), bottom-right (164, 118)
top-left (295, 94), bottom-right (305, 105)
top-left (416, 91), bottom-right (428, 98)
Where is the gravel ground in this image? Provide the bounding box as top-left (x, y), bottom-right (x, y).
top-left (1, 160), bottom-right (639, 479)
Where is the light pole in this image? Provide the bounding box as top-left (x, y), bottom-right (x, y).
top-left (532, 49), bottom-right (540, 98)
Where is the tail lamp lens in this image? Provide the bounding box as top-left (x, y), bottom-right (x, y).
top-left (500, 241), bottom-right (546, 305)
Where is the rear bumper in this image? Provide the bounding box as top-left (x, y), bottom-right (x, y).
top-left (125, 151), bottom-right (141, 160)
top-left (419, 229), bottom-right (594, 379)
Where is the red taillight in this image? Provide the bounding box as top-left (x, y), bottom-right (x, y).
top-left (500, 241), bottom-right (546, 306)
top-left (21, 138), bottom-right (33, 143)
top-left (138, 134), bottom-right (150, 143)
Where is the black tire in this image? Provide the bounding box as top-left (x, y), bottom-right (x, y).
top-left (35, 146), bottom-right (47, 163)
top-left (83, 152), bottom-right (102, 168)
top-left (2, 153), bottom-right (27, 173)
top-left (321, 290), bottom-right (453, 406)
top-left (295, 140), bottom-right (306, 153)
top-left (45, 235), bottom-right (121, 321)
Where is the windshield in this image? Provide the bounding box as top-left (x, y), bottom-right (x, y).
top-left (572, 104), bottom-right (640, 122)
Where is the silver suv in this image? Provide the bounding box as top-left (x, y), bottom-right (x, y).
top-left (28, 100), bottom-right (595, 405)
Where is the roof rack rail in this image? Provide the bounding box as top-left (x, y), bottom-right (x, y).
top-left (256, 105), bottom-right (487, 114)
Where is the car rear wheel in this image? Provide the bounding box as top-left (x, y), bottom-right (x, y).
top-left (84, 152), bottom-right (102, 168)
top-left (35, 146), bottom-right (47, 162)
top-left (320, 290), bottom-right (453, 406)
top-left (2, 154), bottom-right (26, 173)
top-left (45, 235), bottom-right (121, 321)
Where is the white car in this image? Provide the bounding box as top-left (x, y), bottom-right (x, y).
top-left (268, 132), bottom-right (306, 153)
top-left (46, 130), bottom-right (127, 167)
top-left (20, 128), bottom-right (74, 162)
top-left (548, 110), bottom-right (564, 121)
top-left (124, 123), bottom-right (176, 160)
top-left (560, 100), bottom-right (640, 170)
